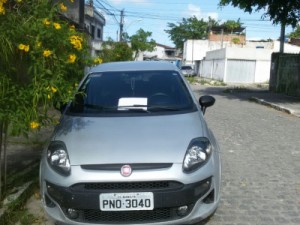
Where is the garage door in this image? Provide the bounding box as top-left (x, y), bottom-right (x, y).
top-left (226, 59), bottom-right (255, 83)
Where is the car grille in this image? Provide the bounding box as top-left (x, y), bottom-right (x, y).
top-left (63, 205), bottom-right (194, 224)
top-left (71, 181), bottom-right (183, 191)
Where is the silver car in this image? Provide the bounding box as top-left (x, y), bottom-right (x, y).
top-left (180, 65), bottom-right (195, 77)
top-left (40, 61), bottom-right (221, 225)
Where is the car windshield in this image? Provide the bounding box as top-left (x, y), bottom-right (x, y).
top-left (181, 66), bottom-right (192, 70)
top-left (67, 70), bottom-right (195, 116)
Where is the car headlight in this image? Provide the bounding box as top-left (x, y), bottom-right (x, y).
top-left (183, 137), bottom-right (212, 173)
top-left (47, 141), bottom-right (71, 176)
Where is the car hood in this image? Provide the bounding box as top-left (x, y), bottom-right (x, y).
top-left (53, 112), bottom-right (208, 165)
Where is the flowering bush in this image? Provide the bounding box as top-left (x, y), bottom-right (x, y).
top-left (0, 0), bottom-right (97, 134)
top-left (0, 0), bottom-right (105, 199)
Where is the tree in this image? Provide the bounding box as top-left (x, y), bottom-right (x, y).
top-left (219, 0), bottom-right (300, 27)
top-left (129, 29), bottom-right (156, 60)
top-left (165, 16), bottom-right (218, 50)
top-left (289, 25), bottom-right (300, 38)
top-left (0, 0), bottom-right (97, 199)
top-left (219, 0), bottom-right (300, 52)
top-left (102, 29), bottom-right (156, 61)
top-left (222, 19), bottom-right (242, 34)
top-left (98, 38), bottom-right (133, 62)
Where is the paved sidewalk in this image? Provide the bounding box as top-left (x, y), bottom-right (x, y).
top-left (249, 92), bottom-right (300, 118)
top-left (228, 87), bottom-right (300, 118)
top-left (193, 83), bottom-right (300, 118)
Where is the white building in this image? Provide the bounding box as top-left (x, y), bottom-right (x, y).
top-left (200, 47), bottom-right (273, 83)
top-left (183, 39), bottom-right (300, 83)
top-left (141, 43), bottom-right (180, 62)
top-left (84, 4), bottom-right (106, 57)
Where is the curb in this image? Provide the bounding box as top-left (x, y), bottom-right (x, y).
top-left (249, 97), bottom-right (299, 117)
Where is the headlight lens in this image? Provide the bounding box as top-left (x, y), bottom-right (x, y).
top-left (47, 141), bottom-right (71, 176)
top-left (183, 137), bottom-right (212, 173)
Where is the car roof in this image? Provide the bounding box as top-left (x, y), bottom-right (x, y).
top-left (89, 61), bottom-right (179, 73)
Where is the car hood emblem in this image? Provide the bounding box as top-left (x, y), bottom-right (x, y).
top-left (121, 165), bottom-right (132, 177)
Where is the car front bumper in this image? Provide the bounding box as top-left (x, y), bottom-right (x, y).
top-left (40, 157), bottom-right (220, 225)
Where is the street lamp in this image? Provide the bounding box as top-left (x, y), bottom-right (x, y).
top-left (125, 19), bottom-right (143, 32)
top-left (120, 18), bottom-right (143, 41)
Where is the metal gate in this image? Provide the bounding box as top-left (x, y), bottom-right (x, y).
top-left (226, 59), bottom-right (256, 83)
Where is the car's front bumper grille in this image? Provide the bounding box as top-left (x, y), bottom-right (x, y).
top-left (46, 177), bottom-right (212, 224)
top-left (71, 181), bottom-right (183, 191)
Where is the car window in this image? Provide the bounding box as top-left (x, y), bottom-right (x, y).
top-left (68, 70), bottom-right (195, 116)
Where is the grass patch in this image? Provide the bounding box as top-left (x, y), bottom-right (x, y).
top-left (186, 77), bottom-right (226, 86)
top-left (0, 166), bottom-right (40, 225)
top-left (17, 210), bottom-right (36, 225)
top-left (223, 86), bottom-right (249, 93)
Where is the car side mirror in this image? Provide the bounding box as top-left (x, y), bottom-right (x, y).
top-left (199, 95), bottom-right (215, 115)
top-left (71, 92), bottom-right (84, 113)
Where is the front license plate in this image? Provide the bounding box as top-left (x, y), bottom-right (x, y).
top-left (100, 192), bottom-right (154, 211)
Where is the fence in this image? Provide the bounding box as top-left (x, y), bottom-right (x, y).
top-left (270, 53), bottom-right (300, 97)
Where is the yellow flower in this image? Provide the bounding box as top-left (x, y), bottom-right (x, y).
top-left (43, 50), bottom-right (52, 57)
top-left (30, 121), bottom-right (40, 129)
top-left (0, 6), bottom-right (5, 15)
top-left (60, 3), bottom-right (67, 11)
top-left (0, 1), bottom-right (6, 15)
top-left (47, 94), bottom-right (51, 99)
top-left (68, 54), bottom-right (76, 63)
top-left (36, 42), bottom-right (42, 47)
top-left (69, 25), bottom-right (75, 31)
top-left (18, 44), bottom-right (30, 52)
top-left (69, 35), bottom-right (82, 50)
top-left (43, 18), bottom-right (51, 25)
top-left (24, 45), bottom-right (29, 52)
top-left (18, 44), bottom-right (25, 50)
top-left (51, 86), bottom-right (57, 93)
top-left (53, 23), bottom-right (61, 30)
top-left (94, 57), bottom-right (103, 64)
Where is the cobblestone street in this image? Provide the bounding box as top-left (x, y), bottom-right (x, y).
top-left (192, 85), bottom-right (300, 225)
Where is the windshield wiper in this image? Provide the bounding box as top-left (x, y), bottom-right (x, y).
top-left (84, 104), bottom-right (182, 113)
top-left (84, 104), bottom-right (114, 111)
top-left (147, 105), bottom-right (181, 112)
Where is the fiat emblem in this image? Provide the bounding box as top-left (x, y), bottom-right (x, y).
top-left (120, 165), bottom-right (132, 177)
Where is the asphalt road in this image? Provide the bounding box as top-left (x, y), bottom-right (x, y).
top-left (192, 85), bottom-right (300, 225)
top-left (21, 85), bottom-right (300, 225)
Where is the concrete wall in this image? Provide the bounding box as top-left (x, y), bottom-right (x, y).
top-left (270, 53), bottom-right (300, 97)
top-left (290, 38), bottom-right (300, 47)
top-left (209, 34), bottom-right (246, 44)
top-left (183, 40), bottom-right (230, 65)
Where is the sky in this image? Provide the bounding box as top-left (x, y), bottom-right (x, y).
top-left (94, 0), bottom-right (295, 47)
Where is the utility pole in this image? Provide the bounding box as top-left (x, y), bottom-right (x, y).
top-left (119, 9), bottom-right (124, 42)
top-left (79, 0), bottom-right (85, 30)
top-left (280, 22), bottom-right (285, 53)
top-left (221, 28), bottom-right (224, 48)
